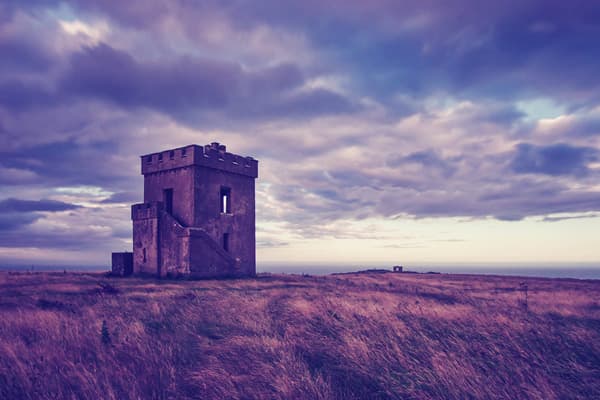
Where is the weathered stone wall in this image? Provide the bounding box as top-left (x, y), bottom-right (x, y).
top-left (188, 229), bottom-right (236, 278)
top-left (132, 203), bottom-right (160, 276)
top-left (143, 167), bottom-right (196, 227)
top-left (159, 210), bottom-right (189, 275)
top-left (193, 167), bottom-right (256, 277)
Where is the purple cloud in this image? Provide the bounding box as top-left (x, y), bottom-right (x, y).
top-left (0, 198), bottom-right (81, 213)
top-left (0, 198), bottom-right (82, 239)
top-left (1, 0), bottom-right (600, 264)
top-left (0, 34), bottom-right (55, 74)
top-left (510, 143), bottom-right (598, 177)
top-left (387, 150), bottom-right (458, 178)
top-left (59, 43), bottom-right (355, 121)
top-left (0, 140), bottom-right (135, 190)
top-left (99, 191), bottom-right (140, 204)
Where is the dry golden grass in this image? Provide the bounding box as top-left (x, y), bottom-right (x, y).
top-left (0, 270), bottom-right (599, 399)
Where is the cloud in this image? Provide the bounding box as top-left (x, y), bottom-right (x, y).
top-left (59, 43), bottom-right (357, 122)
top-left (0, 213), bottom-right (41, 230)
top-left (0, 33), bottom-right (55, 74)
top-left (0, 80), bottom-right (54, 111)
top-left (542, 213), bottom-right (600, 222)
top-left (257, 239), bottom-right (289, 248)
top-left (0, 200), bottom-right (130, 252)
top-left (510, 143), bottom-right (598, 176)
top-left (0, 197), bottom-right (82, 238)
top-left (528, 108), bottom-right (600, 138)
top-left (0, 139), bottom-right (137, 190)
top-left (0, 167), bottom-right (39, 185)
top-left (386, 150), bottom-right (458, 178)
top-left (0, 198), bottom-right (81, 213)
top-left (99, 191), bottom-right (140, 204)
top-left (1, 0), bottom-right (600, 264)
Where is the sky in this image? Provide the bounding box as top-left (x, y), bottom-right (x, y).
top-left (1, 1), bottom-right (600, 268)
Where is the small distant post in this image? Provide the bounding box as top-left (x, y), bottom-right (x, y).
top-left (393, 265), bottom-right (403, 273)
top-left (519, 282), bottom-right (528, 311)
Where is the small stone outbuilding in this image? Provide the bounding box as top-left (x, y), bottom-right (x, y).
top-left (111, 252), bottom-right (133, 276)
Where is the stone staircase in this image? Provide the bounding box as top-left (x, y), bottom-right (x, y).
top-left (161, 210), bottom-right (239, 276)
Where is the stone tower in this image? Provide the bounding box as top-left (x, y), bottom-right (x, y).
top-left (128, 142), bottom-right (258, 278)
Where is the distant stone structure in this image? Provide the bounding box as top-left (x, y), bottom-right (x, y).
top-left (112, 142), bottom-right (258, 278)
top-left (393, 265), bottom-right (403, 273)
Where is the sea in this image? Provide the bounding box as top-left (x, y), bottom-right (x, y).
top-left (2, 263), bottom-right (600, 280)
top-left (259, 263), bottom-right (600, 280)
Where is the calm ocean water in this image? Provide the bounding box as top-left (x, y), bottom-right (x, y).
top-left (259, 263), bottom-right (600, 280)
top-left (2, 263), bottom-right (600, 280)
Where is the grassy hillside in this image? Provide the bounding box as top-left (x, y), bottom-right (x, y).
top-left (0, 271), bottom-right (599, 399)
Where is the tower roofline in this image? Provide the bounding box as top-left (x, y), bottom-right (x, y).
top-left (140, 143), bottom-right (258, 178)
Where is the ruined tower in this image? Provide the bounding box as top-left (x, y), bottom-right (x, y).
top-left (121, 142), bottom-right (258, 278)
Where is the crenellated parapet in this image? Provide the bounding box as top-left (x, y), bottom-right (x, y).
top-left (131, 201), bottom-right (163, 220)
top-left (140, 142), bottom-right (258, 178)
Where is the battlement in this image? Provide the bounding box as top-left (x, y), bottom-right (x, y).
top-left (131, 201), bottom-right (164, 220)
top-left (141, 143), bottom-right (258, 178)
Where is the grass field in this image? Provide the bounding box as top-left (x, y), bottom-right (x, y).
top-left (0, 270), bottom-right (599, 399)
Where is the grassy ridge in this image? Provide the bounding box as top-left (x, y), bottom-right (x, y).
top-left (0, 271), bottom-right (599, 399)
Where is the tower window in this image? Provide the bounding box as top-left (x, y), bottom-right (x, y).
top-left (169, 150), bottom-right (175, 159)
top-left (220, 186), bottom-right (231, 214)
top-left (158, 153), bottom-right (163, 161)
top-left (223, 233), bottom-right (229, 252)
top-left (143, 248), bottom-right (147, 263)
top-left (163, 188), bottom-right (173, 214)
top-left (181, 148), bottom-right (187, 157)
top-left (146, 155), bottom-right (152, 163)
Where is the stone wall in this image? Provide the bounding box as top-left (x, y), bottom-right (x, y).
top-left (131, 202), bottom-right (161, 276)
top-left (193, 166), bottom-right (256, 276)
top-left (111, 252), bottom-right (133, 276)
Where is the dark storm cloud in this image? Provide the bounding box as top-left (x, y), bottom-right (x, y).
top-left (0, 198), bottom-right (81, 237)
top-left (0, 199), bottom-right (128, 251)
top-left (0, 35), bottom-right (55, 74)
top-left (387, 150), bottom-right (458, 178)
top-left (579, 121), bottom-right (600, 137)
top-left (572, 115), bottom-right (600, 137)
top-left (510, 143), bottom-right (598, 177)
top-left (59, 43), bottom-right (356, 120)
top-left (79, 0), bottom-right (596, 103)
top-left (0, 227), bottom-right (108, 250)
top-left (8, 1), bottom-right (600, 104)
top-left (0, 139), bottom-right (135, 190)
top-left (260, 88), bottom-right (358, 118)
top-left (0, 213), bottom-right (41, 230)
top-left (0, 80), bottom-right (54, 111)
top-left (61, 43), bottom-right (240, 110)
top-left (0, 198), bottom-right (81, 213)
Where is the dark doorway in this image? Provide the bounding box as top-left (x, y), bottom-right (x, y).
top-left (163, 188), bottom-right (173, 214)
top-left (220, 186), bottom-right (231, 213)
top-left (223, 233), bottom-right (229, 252)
